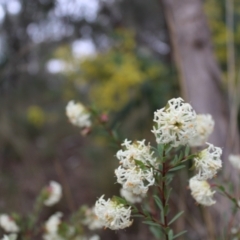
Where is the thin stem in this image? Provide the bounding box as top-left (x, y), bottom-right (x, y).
top-left (162, 162), bottom-right (169, 240)
top-left (90, 108), bottom-right (122, 148)
top-left (214, 184), bottom-right (240, 209)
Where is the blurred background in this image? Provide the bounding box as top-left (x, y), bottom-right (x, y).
top-left (0, 0), bottom-right (239, 239)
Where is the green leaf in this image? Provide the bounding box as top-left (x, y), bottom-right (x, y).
top-left (218, 185), bottom-right (225, 192)
top-left (142, 221), bottom-right (161, 228)
top-left (173, 230), bottom-right (187, 239)
top-left (158, 144), bottom-right (164, 158)
top-left (112, 196), bottom-right (127, 205)
top-left (153, 195), bottom-right (163, 211)
top-left (168, 229), bottom-right (174, 240)
top-left (134, 159), bottom-right (146, 170)
top-left (178, 151), bottom-right (183, 161)
top-left (153, 195), bottom-right (164, 222)
top-left (172, 155), bottom-right (178, 165)
top-left (169, 211), bottom-right (184, 225)
top-left (132, 214), bottom-right (144, 218)
top-left (169, 165), bottom-right (185, 172)
top-left (182, 154), bottom-right (196, 162)
top-left (166, 188), bottom-right (172, 203)
top-left (184, 145), bottom-right (190, 156)
top-left (150, 226), bottom-right (163, 239)
top-left (165, 144), bottom-right (173, 155)
top-left (164, 205), bottom-right (169, 215)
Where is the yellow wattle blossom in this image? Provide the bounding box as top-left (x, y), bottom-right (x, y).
top-left (27, 105), bottom-right (45, 128)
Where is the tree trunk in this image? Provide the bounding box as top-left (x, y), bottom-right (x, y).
top-left (162, 0), bottom-right (240, 239)
top-left (162, 0), bottom-right (229, 149)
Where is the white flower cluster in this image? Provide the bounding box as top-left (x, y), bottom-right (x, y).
top-left (0, 215), bottom-right (19, 233)
top-left (152, 98), bottom-right (197, 147)
top-left (116, 139), bottom-right (157, 168)
top-left (189, 143), bottom-right (222, 206)
top-left (189, 177), bottom-right (216, 206)
top-left (189, 114), bottom-right (214, 147)
top-left (94, 195), bottom-right (133, 230)
top-left (66, 100), bottom-right (91, 129)
top-left (193, 143), bottom-right (222, 180)
top-left (82, 207), bottom-right (103, 230)
top-left (44, 181), bottom-right (62, 207)
top-left (229, 154), bottom-right (240, 170)
top-left (43, 212), bottom-right (63, 240)
top-left (115, 139), bottom-right (155, 202)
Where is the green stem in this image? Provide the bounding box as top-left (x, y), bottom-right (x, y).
top-left (162, 162), bottom-right (169, 240)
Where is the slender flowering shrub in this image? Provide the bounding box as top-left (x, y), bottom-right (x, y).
top-left (1, 97), bottom-right (237, 240)
top-left (152, 97), bottom-right (197, 147)
top-left (66, 100), bottom-right (91, 129)
top-left (0, 215), bottom-right (19, 233)
top-left (94, 195), bottom-right (133, 230)
top-left (193, 143), bottom-right (222, 180)
top-left (92, 97), bottom-right (235, 239)
top-left (43, 181), bottom-right (62, 206)
top-left (189, 177), bottom-right (216, 206)
top-left (229, 154), bottom-right (240, 170)
top-left (189, 114), bottom-right (214, 147)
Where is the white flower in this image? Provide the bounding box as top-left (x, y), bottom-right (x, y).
top-left (115, 166), bottom-right (155, 195)
top-left (89, 235), bottom-right (100, 240)
top-left (152, 97), bottom-right (197, 147)
top-left (116, 139), bottom-right (157, 168)
top-left (1, 234), bottom-right (17, 240)
top-left (82, 207), bottom-right (103, 230)
top-left (77, 235), bottom-right (100, 240)
top-left (120, 188), bottom-right (145, 203)
top-left (66, 100), bottom-right (91, 128)
top-left (231, 227), bottom-right (238, 234)
top-left (95, 195), bottom-right (133, 230)
top-left (45, 212), bottom-right (62, 234)
top-left (189, 114), bottom-right (214, 147)
top-left (189, 176), bottom-right (216, 206)
top-left (229, 154), bottom-right (240, 170)
top-left (43, 212), bottom-right (64, 240)
top-left (115, 139), bottom-right (156, 196)
top-left (0, 215), bottom-right (19, 233)
top-left (194, 143), bottom-right (222, 180)
top-left (44, 181), bottom-right (62, 206)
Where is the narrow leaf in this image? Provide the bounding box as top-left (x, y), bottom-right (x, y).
top-left (169, 165), bottom-right (185, 172)
top-left (184, 145), bottom-right (190, 156)
top-left (168, 229), bottom-right (174, 240)
top-left (178, 151), bottom-right (183, 161)
top-left (173, 230), bottom-right (187, 239)
top-left (166, 188), bottom-right (172, 203)
top-left (150, 226), bottom-right (162, 239)
top-left (142, 221), bottom-right (161, 228)
top-left (169, 211), bottom-right (184, 225)
top-left (172, 155), bottom-right (178, 165)
top-left (134, 159), bottom-right (146, 170)
top-left (158, 144), bottom-right (164, 158)
top-left (153, 195), bottom-right (163, 211)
